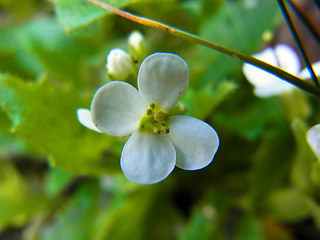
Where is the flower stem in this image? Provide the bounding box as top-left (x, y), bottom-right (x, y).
top-left (287, 0), bottom-right (320, 44)
top-left (87, 0), bottom-right (320, 97)
top-left (277, 0), bottom-right (319, 87)
top-left (312, 0), bottom-right (320, 11)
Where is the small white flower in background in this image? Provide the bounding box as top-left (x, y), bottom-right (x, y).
top-left (106, 48), bottom-right (133, 81)
top-left (242, 44), bottom-right (301, 97)
top-left (299, 61), bottom-right (320, 80)
top-left (78, 53), bottom-right (219, 184)
top-left (242, 44), bottom-right (320, 98)
top-left (244, 0), bottom-right (258, 9)
top-left (307, 124), bottom-right (320, 160)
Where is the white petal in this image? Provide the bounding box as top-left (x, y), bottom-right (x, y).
top-left (253, 83), bottom-right (293, 98)
top-left (120, 131), bottom-right (176, 184)
top-left (167, 116), bottom-right (219, 170)
top-left (138, 53), bottom-right (189, 110)
top-left (274, 44), bottom-right (301, 75)
top-left (299, 61), bottom-right (320, 80)
top-left (76, 108), bottom-right (102, 133)
top-left (91, 81), bottom-right (147, 136)
top-left (242, 45), bottom-right (297, 97)
top-left (306, 124), bottom-right (320, 159)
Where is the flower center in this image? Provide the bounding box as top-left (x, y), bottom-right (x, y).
top-left (138, 103), bottom-right (170, 134)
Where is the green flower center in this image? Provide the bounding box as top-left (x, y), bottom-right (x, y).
top-left (138, 103), bottom-right (170, 134)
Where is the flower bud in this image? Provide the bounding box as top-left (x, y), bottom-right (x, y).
top-left (106, 48), bottom-right (133, 81)
top-left (129, 31), bottom-right (146, 64)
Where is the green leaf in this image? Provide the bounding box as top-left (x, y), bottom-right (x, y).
top-left (267, 188), bottom-right (310, 222)
top-left (0, 161), bottom-right (47, 230)
top-left (249, 129), bottom-right (294, 209)
top-left (0, 74), bottom-right (122, 175)
top-left (290, 119), bottom-right (316, 193)
top-left (214, 97), bottom-right (285, 140)
top-left (0, 18), bottom-right (108, 89)
top-left (42, 180), bottom-right (100, 240)
top-left (234, 213), bottom-right (262, 240)
top-left (95, 183), bottom-right (181, 240)
top-left (51, 0), bottom-right (108, 32)
top-left (181, 80), bottom-right (237, 120)
top-left (178, 192), bottom-right (229, 240)
top-left (51, 0), bottom-right (150, 32)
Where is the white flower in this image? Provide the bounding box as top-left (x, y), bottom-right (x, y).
top-left (80, 53), bottom-right (219, 184)
top-left (299, 61), bottom-right (320, 80)
top-left (242, 44), bottom-right (301, 97)
top-left (307, 124), bottom-right (320, 160)
top-left (106, 48), bottom-right (133, 81)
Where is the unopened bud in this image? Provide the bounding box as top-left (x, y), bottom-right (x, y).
top-left (129, 31), bottom-right (146, 63)
top-left (106, 48), bottom-right (133, 81)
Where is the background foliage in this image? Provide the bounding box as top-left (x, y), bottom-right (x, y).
top-left (0, 0), bottom-right (320, 239)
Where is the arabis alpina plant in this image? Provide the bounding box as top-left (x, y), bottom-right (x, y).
top-left (106, 48), bottom-right (134, 81)
top-left (78, 53), bottom-right (219, 184)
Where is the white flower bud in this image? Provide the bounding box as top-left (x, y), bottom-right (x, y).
top-left (129, 31), bottom-right (146, 63)
top-left (106, 48), bottom-right (133, 81)
top-left (129, 31), bottom-right (143, 48)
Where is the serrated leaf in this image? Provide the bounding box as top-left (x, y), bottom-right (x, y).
top-left (52, 0), bottom-right (142, 31)
top-left (0, 74), bottom-right (122, 175)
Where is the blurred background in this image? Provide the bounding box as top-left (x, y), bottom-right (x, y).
top-left (0, 0), bottom-right (320, 239)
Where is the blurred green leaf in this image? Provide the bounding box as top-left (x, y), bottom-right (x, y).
top-left (0, 161), bottom-right (47, 230)
top-left (311, 162), bottom-right (320, 186)
top-left (0, 18), bottom-right (108, 89)
top-left (267, 188), bottom-right (310, 222)
top-left (45, 168), bottom-right (75, 197)
top-left (178, 192), bottom-right (223, 240)
top-left (192, 0), bottom-right (280, 86)
top-left (214, 97), bottom-right (285, 140)
top-left (279, 90), bottom-right (311, 121)
top-left (42, 179), bottom-right (100, 240)
top-left (181, 80), bottom-right (237, 120)
top-left (249, 129), bottom-right (294, 210)
top-left (95, 184), bottom-right (181, 240)
top-left (290, 119), bottom-right (316, 193)
top-left (51, 0), bottom-right (158, 32)
top-left (234, 213), bottom-right (261, 240)
top-left (0, 0), bottom-right (40, 24)
top-left (0, 74), bottom-right (122, 175)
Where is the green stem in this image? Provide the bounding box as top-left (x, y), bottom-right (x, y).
top-left (88, 0), bottom-right (320, 97)
top-left (277, 0), bottom-right (319, 87)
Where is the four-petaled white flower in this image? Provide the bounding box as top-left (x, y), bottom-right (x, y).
top-left (307, 124), bottom-right (320, 160)
top-left (242, 44), bottom-right (320, 98)
top-left (78, 53), bottom-right (219, 184)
